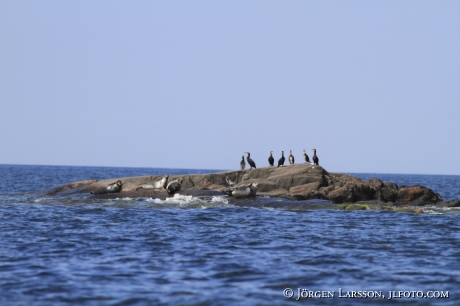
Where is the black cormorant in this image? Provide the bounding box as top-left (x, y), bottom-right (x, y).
top-left (289, 150), bottom-right (295, 165)
top-left (268, 151), bottom-right (274, 166)
top-left (303, 149), bottom-right (310, 163)
top-left (277, 151), bottom-right (285, 167)
top-left (240, 156), bottom-right (246, 170)
top-left (312, 148), bottom-right (319, 165)
top-left (245, 152), bottom-right (256, 169)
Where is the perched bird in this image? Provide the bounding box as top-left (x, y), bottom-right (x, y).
top-left (289, 150), bottom-right (295, 165)
top-left (136, 175), bottom-right (169, 190)
top-left (166, 177), bottom-right (183, 195)
top-left (245, 152), bottom-right (256, 169)
top-left (277, 151), bottom-right (285, 167)
top-left (268, 151), bottom-right (274, 166)
top-left (240, 155), bottom-right (246, 170)
top-left (312, 148), bottom-right (319, 165)
top-left (90, 180), bottom-right (122, 195)
top-left (303, 149), bottom-right (310, 163)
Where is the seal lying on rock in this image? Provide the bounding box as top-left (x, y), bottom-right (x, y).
top-left (222, 182), bottom-right (258, 198)
top-left (136, 175), bottom-right (169, 190)
top-left (90, 180), bottom-right (122, 195)
top-left (166, 177), bottom-right (183, 195)
top-left (225, 177), bottom-right (236, 187)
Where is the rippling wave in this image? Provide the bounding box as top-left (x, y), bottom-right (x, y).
top-left (0, 165), bottom-right (459, 305)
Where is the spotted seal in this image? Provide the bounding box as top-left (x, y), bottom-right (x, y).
top-left (90, 180), bottom-right (122, 195)
top-left (222, 182), bottom-right (258, 198)
top-left (136, 175), bottom-right (169, 190)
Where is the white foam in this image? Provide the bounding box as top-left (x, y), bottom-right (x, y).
top-left (165, 194), bottom-right (195, 204)
top-left (420, 206), bottom-right (460, 215)
top-left (113, 197), bottom-right (134, 201)
top-left (210, 196), bottom-right (228, 205)
top-left (423, 209), bottom-right (443, 215)
top-left (146, 194), bottom-right (195, 205)
top-left (144, 194), bottom-right (229, 207)
top-left (33, 197), bottom-right (53, 203)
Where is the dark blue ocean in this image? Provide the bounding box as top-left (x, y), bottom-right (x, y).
top-left (1, 164), bottom-right (460, 305)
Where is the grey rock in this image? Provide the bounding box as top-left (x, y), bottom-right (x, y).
top-left (33, 164), bottom-right (446, 206)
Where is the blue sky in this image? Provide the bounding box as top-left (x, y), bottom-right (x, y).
top-left (1, 1), bottom-right (459, 175)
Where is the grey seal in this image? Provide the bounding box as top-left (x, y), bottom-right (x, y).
top-left (136, 175), bottom-right (169, 190)
top-left (90, 180), bottom-right (122, 195)
top-left (225, 177), bottom-right (236, 187)
top-left (222, 182), bottom-right (258, 198)
top-left (166, 177), bottom-right (183, 195)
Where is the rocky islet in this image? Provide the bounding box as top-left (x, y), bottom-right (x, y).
top-left (33, 164), bottom-right (459, 208)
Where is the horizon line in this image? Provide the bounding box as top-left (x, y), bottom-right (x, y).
top-left (0, 163), bottom-right (459, 177)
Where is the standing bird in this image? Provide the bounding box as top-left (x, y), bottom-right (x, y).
top-left (277, 151), bottom-right (285, 167)
top-left (303, 149), bottom-right (310, 163)
top-left (245, 152), bottom-right (256, 169)
top-left (240, 155), bottom-right (246, 170)
top-left (289, 150), bottom-right (295, 165)
top-left (312, 148), bottom-right (319, 165)
top-left (268, 151), bottom-right (274, 166)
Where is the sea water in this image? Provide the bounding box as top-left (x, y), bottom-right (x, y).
top-left (0, 164), bottom-right (459, 305)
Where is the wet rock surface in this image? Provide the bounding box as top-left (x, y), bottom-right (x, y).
top-left (33, 164), bottom-right (446, 206)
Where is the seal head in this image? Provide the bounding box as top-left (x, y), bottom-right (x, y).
top-left (166, 177), bottom-right (183, 195)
